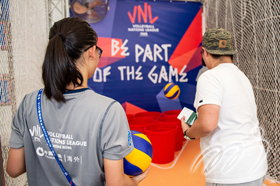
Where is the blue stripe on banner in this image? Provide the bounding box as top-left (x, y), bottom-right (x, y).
top-left (123, 158), bottom-right (143, 176)
top-left (164, 84), bottom-right (175, 95)
top-left (169, 90), bottom-right (179, 99)
top-left (132, 135), bottom-right (153, 158)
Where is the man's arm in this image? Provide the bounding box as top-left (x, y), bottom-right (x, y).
top-left (6, 147), bottom-right (26, 178)
top-left (181, 104), bottom-right (220, 139)
top-left (104, 158), bottom-right (149, 186)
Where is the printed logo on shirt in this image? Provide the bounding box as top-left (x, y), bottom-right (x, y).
top-left (30, 125), bottom-right (88, 159)
top-left (29, 125), bottom-right (44, 143)
top-left (128, 130), bottom-right (132, 146)
top-left (199, 100), bottom-right (203, 103)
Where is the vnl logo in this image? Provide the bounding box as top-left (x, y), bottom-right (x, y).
top-left (127, 2), bottom-right (158, 24)
top-left (127, 2), bottom-right (159, 36)
top-left (29, 125), bottom-right (44, 143)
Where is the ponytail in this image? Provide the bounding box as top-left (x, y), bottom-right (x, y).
top-left (42, 17), bottom-right (97, 102)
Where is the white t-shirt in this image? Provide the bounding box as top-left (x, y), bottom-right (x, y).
top-left (194, 63), bottom-right (267, 184)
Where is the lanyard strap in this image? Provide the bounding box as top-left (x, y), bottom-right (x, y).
top-left (37, 89), bottom-right (75, 186)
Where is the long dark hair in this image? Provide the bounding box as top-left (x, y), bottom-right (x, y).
top-left (42, 17), bottom-right (97, 102)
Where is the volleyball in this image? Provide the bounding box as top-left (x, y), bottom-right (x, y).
top-left (164, 83), bottom-right (180, 99)
top-left (124, 130), bottom-right (153, 177)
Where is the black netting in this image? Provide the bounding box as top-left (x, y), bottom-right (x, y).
top-left (204, 0), bottom-right (280, 183)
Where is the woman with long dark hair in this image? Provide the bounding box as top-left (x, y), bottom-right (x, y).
top-left (6, 17), bottom-right (148, 186)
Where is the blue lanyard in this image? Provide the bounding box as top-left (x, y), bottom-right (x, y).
top-left (37, 89), bottom-right (75, 186)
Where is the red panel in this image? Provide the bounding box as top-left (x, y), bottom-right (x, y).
top-left (97, 37), bottom-right (127, 68)
top-left (98, 57), bottom-right (124, 68)
top-left (122, 102), bottom-right (147, 115)
top-left (184, 46), bottom-right (202, 73)
top-left (168, 8), bottom-right (202, 73)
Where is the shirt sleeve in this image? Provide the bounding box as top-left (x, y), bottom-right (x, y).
top-left (100, 101), bottom-right (134, 160)
top-left (10, 96), bottom-right (27, 149)
top-left (194, 72), bottom-right (223, 110)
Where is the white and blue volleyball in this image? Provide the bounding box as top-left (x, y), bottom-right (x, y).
top-left (123, 130), bottom-right (153, 177)
top-left (164, 83), bottom-right (180, 99)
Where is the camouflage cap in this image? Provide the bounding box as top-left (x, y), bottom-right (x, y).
top-left (202, 28), bottom-right (237, 55)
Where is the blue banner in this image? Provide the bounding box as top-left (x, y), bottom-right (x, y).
top-left (70, 0), bottom-right (203, 114)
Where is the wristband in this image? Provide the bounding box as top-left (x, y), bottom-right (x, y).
top-left (183, 129), bottom-right (195, 141)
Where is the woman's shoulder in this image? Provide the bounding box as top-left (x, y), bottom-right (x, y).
top-left (21, 89), bottom-right (42, 105)
top-left (78, 90), bottom-right (123, 113)
top-left (84, 89), bottom-right (118, 105)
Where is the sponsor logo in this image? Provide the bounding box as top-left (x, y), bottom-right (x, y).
top-left (127, 2), bottom-right (159, 37)
top-left (127, 2), bottom-right (158, 24)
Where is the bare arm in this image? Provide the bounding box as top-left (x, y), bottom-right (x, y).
top-left (6, 147), bottom-right (26, 178)
top-left (181, 104), bottom-right (220, 139)
top-left (104, 158), bottom-right (149, 186)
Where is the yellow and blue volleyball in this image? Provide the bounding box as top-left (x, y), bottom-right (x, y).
top-left (124, 130), bottom-right (153, 177)
top-left (164, 83), bottom-right (180, 99)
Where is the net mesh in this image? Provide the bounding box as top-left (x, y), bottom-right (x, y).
top-left (0, 0), bottom-right (47, 185)
top-left (1, 0), bottom-right (280, 185)
top-left (204, 0), bottom-right (280, 183)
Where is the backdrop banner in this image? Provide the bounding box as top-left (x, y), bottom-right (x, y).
top-left (71, 0), bottom-right (203, 114)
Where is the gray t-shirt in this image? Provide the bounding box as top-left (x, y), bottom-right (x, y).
top-left (10, 88), bottom-right (133, 186)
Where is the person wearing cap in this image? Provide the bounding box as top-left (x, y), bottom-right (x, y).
top-left (181, 28), bottom-right (267, 185)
